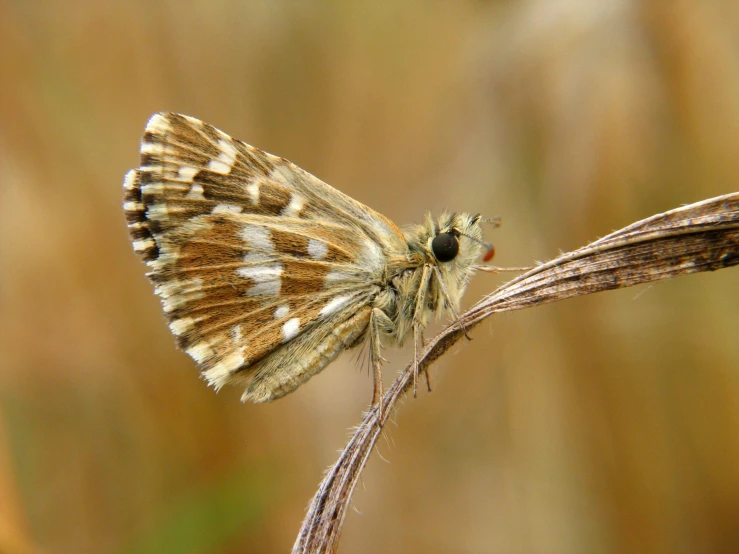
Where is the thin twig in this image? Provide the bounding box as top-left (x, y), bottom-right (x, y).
top-left (293, 193), bottom-right (739, 554)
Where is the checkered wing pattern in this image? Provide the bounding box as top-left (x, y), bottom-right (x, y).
top-left (123, 113), bottom-right (405, 401)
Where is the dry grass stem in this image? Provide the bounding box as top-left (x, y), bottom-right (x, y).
top-left (293, 193), bottom-right (739, 554)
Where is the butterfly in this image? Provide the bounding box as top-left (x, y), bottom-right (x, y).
top-left (123, 113), bottom-right (497, 405)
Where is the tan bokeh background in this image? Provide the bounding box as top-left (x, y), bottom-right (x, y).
top-left (2, 1), bottom-right (739, 553)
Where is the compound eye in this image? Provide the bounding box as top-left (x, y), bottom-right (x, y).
top-left (431, 232), bottom-right (459, 262)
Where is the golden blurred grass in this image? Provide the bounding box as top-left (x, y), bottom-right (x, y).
top-left (1, 1), bottom-right (738, 552)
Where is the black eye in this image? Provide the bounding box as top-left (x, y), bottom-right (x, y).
top-left (431, 232), bottom-right (459, 262)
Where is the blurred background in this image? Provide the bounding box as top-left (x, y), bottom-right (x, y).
top-left (1, 1), bottom-right (738, 552)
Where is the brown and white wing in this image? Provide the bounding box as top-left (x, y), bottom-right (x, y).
top-left (123, 113), bottom-right (405, 402)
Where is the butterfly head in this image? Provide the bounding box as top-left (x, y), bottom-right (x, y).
top-left (399, 212), bottom-right (496, 315)
top-left (424, 212), bottom-right (494, 269)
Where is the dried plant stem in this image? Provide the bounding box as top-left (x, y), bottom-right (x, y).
top-left (293, 193), bottom-right (739, 554)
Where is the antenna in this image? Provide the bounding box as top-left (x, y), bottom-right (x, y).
top-left (459, 232), bottom-right (495, 262)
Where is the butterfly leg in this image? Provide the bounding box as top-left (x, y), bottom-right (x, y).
top-left (417, 329), bottom-right (434, 391)
top-left (422, 328), bottom-right (433, 392)
top-left (432, 265), bottom-right (471, 340)
top-left (369, 308), bottom-right (392, 408)
top-left (411, 265), bottom-right (432, 398)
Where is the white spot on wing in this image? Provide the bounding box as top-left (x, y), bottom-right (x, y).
top-left (207, 159), bottom-right (230, 174)
top-left (123, 171), bottom-right (137, 189)
top-left (177, 166), bottom-right (199, 182)
top-left (157, 278), bottom-right (205, 312)
top-left (324, 269), bottom-right (359, 284)
top-left (133, 238), bottom-right (156, 252)
top-left (307, 239), bottom-right (328, 260)
top-left (213, 204), bottom-right (242, 214)
top-left (246, 182), bottom-right (259, 205)
top-left (282, 318), bottom-right (300, 342)
top-left (147, 203), bottom-right (170, 220)
top-left (139, 183), bottom-right (168, 195)
top-left (281, 194), bottom-right (305, 217)
top-left (185, 183), bottom-right (206, 200)
top-left (123, 201), bottom-right (144, 212)
top-left (155, 278), bottom-right (203, 299)
top-left (207, 138), bottom-right (238, 174)
top-left (319, 295), bottom-right (353, 318)
top-left (162, 292), bottom-right (202, 313)
top-left (237, 262), bottom-right (283, 297)
top-left (169, 317), bottom-right (196, 335)
top-left (242, 252), bottom-right (272, 263)
top-left (186, 341), bottom-right (214, 363)
top-left (231, 325), bottom-right (243, 344)
top-left (274, 305), bottom-right (290, 319)
top-left (236, 265), bottom-right (283, 281)
top-left (241, 225), bottom-right (275, 253)
top-left (245, 281), bottom-right (281, 297)
top-left (204, 352), bottom-right (245, 388)
top-left (140, 141), bottom-right (162, 155)
top-left (145, 113), bottom-right (173, 135)
top-left (219, 138), bottom-right (239, 159)
top-left (213, 352), bottom-right (245, 373)
top-left (239, 226), bottom-right (283, 297)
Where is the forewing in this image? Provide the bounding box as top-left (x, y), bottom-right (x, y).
top-left (123, 113), bottom-right (404, 400)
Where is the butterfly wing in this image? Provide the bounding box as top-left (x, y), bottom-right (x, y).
top-left (123, 113), bottom-right (406, 401)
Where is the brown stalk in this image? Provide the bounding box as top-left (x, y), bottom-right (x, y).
top-left (293, 193), bottom-right (739, 554)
